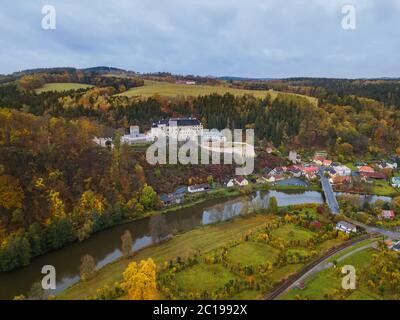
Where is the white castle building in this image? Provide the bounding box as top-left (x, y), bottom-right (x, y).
top-left (121, 126), bottom-right (153, 145)
top-left (150, 118), bottom-right (204, 142)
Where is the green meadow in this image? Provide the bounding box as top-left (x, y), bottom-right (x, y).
top-left (35, 83), bottom-right (94, 93)
top-left (118, 80), bottom-right (318, 105)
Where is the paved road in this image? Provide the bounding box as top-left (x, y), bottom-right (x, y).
top-left (319, 168), bottom-right (340, 214)
top-left (279, 240), bottom-right (379, 298)
top-left (265, 235), bottom-right (371, 300)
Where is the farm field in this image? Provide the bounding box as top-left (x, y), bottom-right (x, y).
top-left (35, 82), bottom-right (94, 93)
top-left (118, 80), bottom-right (318, 105)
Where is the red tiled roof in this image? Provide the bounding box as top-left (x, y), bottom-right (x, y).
top-left (332, 176), bottom-right (352, 184)
top-left (360, 172), bottom-right (386, 179)
top-left (359, 166), bottom-right (375, 173)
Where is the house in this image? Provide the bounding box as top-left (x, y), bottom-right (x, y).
top-left (160, 193), bottom-right (184, 206)
top-left (358, 166), bottom-right (375, 173)
top-left (303, 166), bottom-right (319, 175)
top-left (392, 241), bottom-right (400, 252)
top-left (264, 167), bottom-right (273, 175)
top-left (188, 184), bottom-right (210, 193)
top-left (360, 172), bottom-right (386, 180)
top-left (333, 165), bottom-right (352, 177)
top-left (392, 176), bottom-right (400, 188)
top-left (93, 137), bottom-right (113, 148)
top-left (378, 162), bottom-right (398, 170)
top-left (313, 156), bottom-right (332, 167)
top-left (326, 167), bottom-right (337, 177)
top-left (379, 210), bottom-right (396, 220)
top-left (330, 176), bottom-right (352, 185)
top-left (305, 172), bottom-right (317, 181)
top-left (226, 176), bottom-right (249, 187)
top-left (289, 151), bottom-right (301, 164)
top-left (287, 166), bottom-right (302, 177)
top-left (313, 156), bottom-right (326, 166)
top-left (234, 176), bottom-right (249, 186)
top-left (270, 167), bottom-right (287, 175)
top-left (336, 221), bottom-right (357, 234)
top-left (226, 179), bottom-right (235, 188)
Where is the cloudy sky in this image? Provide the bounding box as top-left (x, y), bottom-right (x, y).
top-left (1, 0), bottom-right (400, 78)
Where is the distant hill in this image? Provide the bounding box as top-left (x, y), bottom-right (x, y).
top-left (219, 76), bottom-right (275, 81)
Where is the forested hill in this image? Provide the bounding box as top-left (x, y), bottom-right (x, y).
top-left (1, 68), bottom-right (400, 272)
top-left (230, 77), bottom-right (400, 109)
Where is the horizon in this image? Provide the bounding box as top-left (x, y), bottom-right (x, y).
top-left (3, 65), bottom-right (400, 81)
top-left (2, 1), bottom-right (400, 78)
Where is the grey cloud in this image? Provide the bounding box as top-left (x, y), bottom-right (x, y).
top-left (0, 0), bottom-right (399, 78)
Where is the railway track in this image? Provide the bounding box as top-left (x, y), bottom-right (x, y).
top-left (265, 234), bottom-right (372, 300)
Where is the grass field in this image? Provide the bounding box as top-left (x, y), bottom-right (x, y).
top-left (270, 224), bottom-right (315, 242)
top-left (370, 180), bottom-right (397, 196)
top-left (174, 262), bottom-right (235, 293)
top-left (36, 82), bottom-right (94, 94)
top-left (227, 242), bottom-right (279, 266)
top-left (118, 80), bottom-right (318, 105)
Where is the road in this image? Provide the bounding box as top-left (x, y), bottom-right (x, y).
top-left (319, 168), bottom-right (340, 214)
top-left (265, 235), bottom-right (371, 300)
top-left (347, 219), bottom-right (400, 239)
top-left (276, 240), bottom-right (378, 298)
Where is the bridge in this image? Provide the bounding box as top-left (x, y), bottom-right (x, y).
top-left (318, 168), bottom-right (340, 214)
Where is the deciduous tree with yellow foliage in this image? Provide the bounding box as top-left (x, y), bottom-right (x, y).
top-left (121, 258), bottom-right (157, 300)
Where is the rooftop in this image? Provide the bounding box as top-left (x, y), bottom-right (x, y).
top-left (152, 118), bottom-right (201, 127)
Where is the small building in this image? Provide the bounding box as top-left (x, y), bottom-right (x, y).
top-left (312, 156), bottom-right (324, 166)
top-left (392, 241), bottom-right (400, 252)
top-left (93, 137), bottom-right (113, 148)
top-left (378, 162), bottom-right (398, 170)
top-left (379, 210), bottom-right (396, 220)
top-left (234, 176), bottom-right (249, 186)
top-left (226, 179), bottom-right (235, 188)
top-left (287, 166), bottom-right (302, 177)
top-left (392, 176), bottom-right (400, 188)
top-left (303, 166), bottom-right (319, 175)
top-left (360, 172), bottom-right (386, 180)
top-left (359, 166), bottom-right (375, 173)
top-left (330, 176), bottom-right (352, 185)
top-left (336, 221), bottom-right (357, 234)
top-left (188, 184), bottom-right (211, 193)
top-left (289, 151), bottom-right (301, 164)
top-left (160, 193), bottom-right (184, 206)
top-left (333, 165), bottom-right (352, 177)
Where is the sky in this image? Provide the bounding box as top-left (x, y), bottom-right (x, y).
top-left (1, 0), bottom-right (400, 78)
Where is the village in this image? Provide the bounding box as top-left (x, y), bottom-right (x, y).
top-left (93, 118), bottom-right (400, 239)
